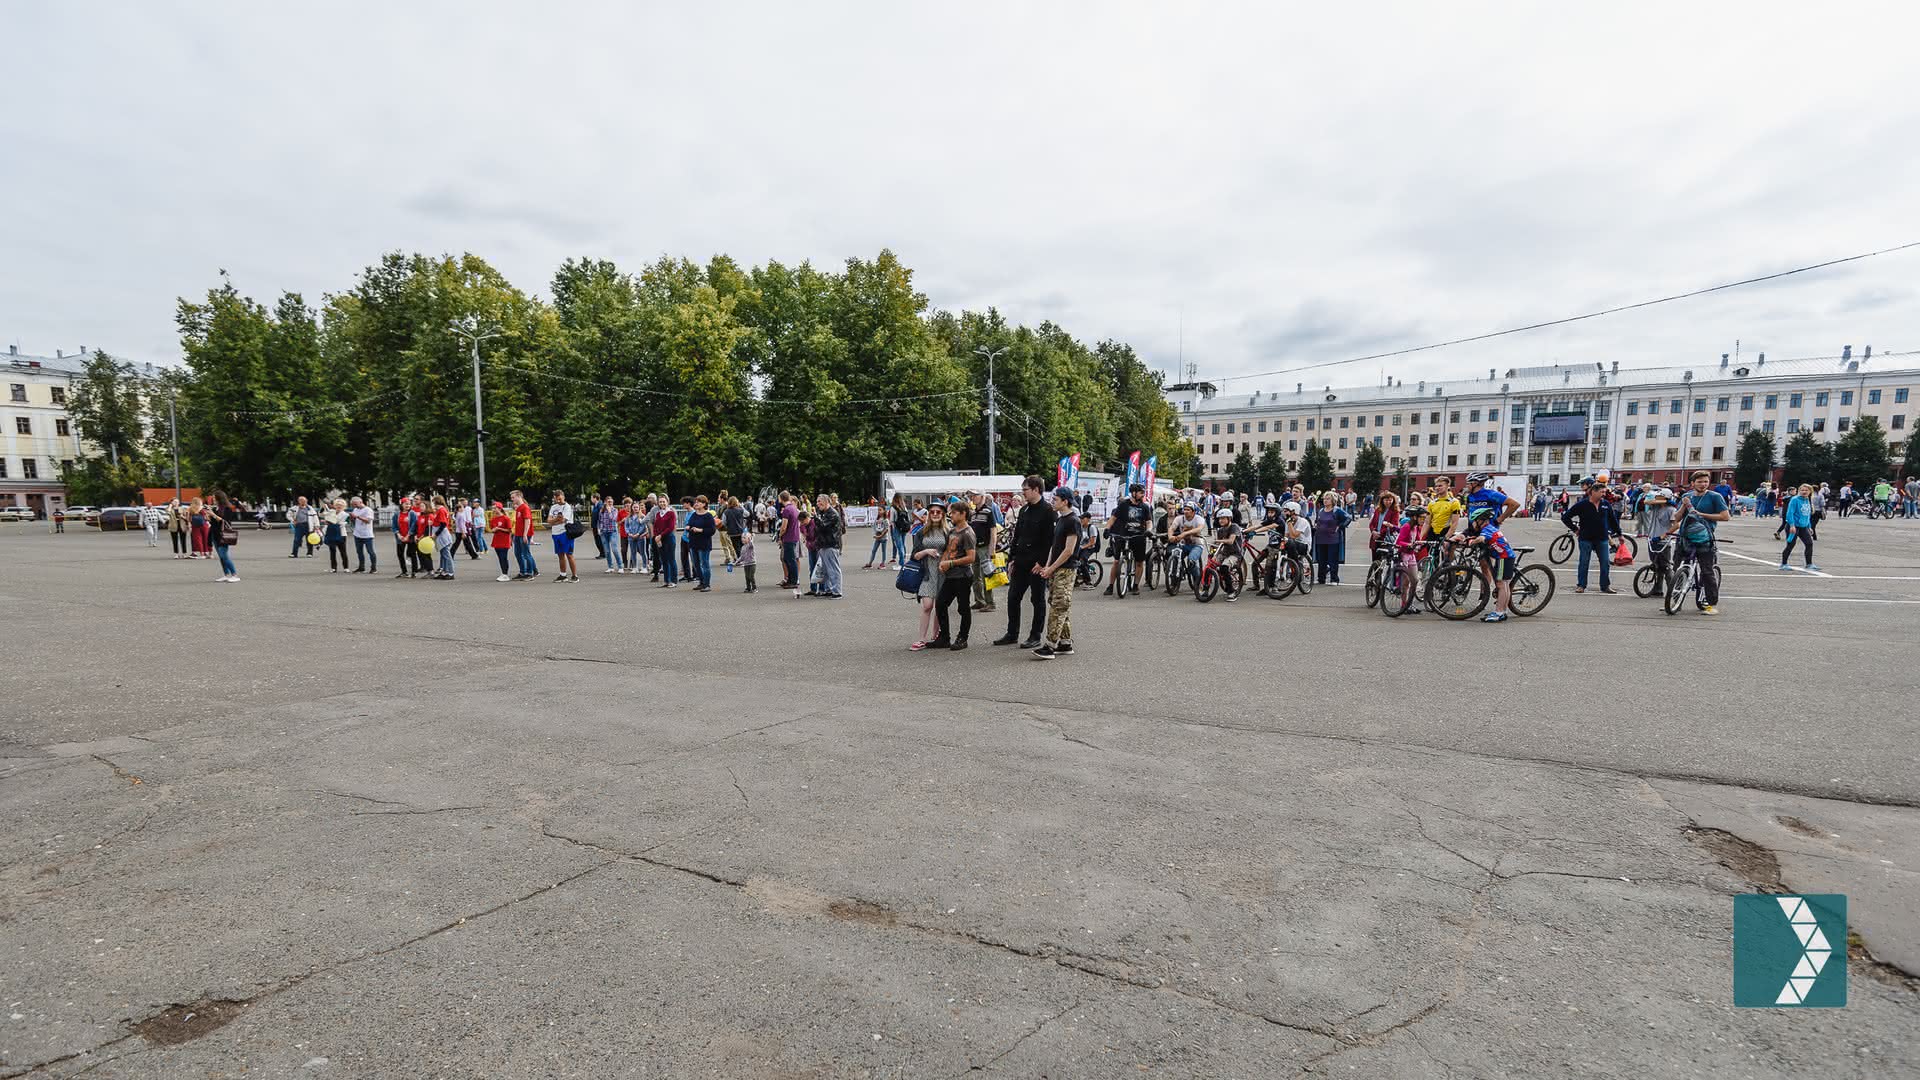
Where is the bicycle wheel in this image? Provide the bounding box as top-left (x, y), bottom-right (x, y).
top-left (1081, 558), bottom-right (1103, 590)
top-left (1111, 554), bottom-right (1132, 598)
top-left (1663, 565), bottom-right (1690, 616)
top-left (1549, 533), bottom-right (1574, 564)
top-left (1164, 556), bottom-right (1183, 596)
top-left (1220, 560), bottom-right (1243, 600)
top-left (1364, 563), bottom-right (1383, 609)
top-left (1696, 565), bottom-right (1721, 610)
top-left (1293, 559), bottom-right (1312, 596)
top-left (1509, 564), bottom-right (1556, 617)
top-left (1197, 565), bottom-right (1218, 602)
top-left (1266, 555), bottom-right (1298, 599)
top-left (1381, 568), bottom-right (1408, 618)
top-left (1143, 550), bottom-right (1159, 589)
top-left (1425, 566), bottom-right (1488, 620)
top-left (1632, 564), bottom-right (1660, 599)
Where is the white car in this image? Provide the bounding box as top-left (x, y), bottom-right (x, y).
top-left (0, 505), bottom-right (35, 522)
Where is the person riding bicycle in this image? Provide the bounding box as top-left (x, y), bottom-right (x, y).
top-left (1103, 483), bottom-right (1151, 596)
top-left (1642, 488), bottom-right (1676, 595)
top-left (1170, 503), bottom-right (1205, 575)
top-left (1211, 507), bottom-right (1245, 600)
top-left (1393, 505), bottom-right (1429, 614)
top-left (1281, 501), bottom-right (1311, 563)
top-left (1462, 506), bottom-right (1516, 623)
top-left (1663, 469), bottom-right (1728, 615)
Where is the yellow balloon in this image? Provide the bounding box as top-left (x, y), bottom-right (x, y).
top-left (306, 532), bottom-right (321, 545)
top-left (416, 537), bottom-right (436, 555)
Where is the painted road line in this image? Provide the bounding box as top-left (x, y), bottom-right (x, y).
top-left (1720, 548), bottom-right (1832, 576)
top-left (1720, 572), bottom-right (1920, 580)
top-left (1720, 596), bottom-right (1920, 605)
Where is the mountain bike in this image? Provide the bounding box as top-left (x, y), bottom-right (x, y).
top-left (1263, 540), bottom-right (1313, 599)
top-left (1106, 534), bottom-right (1139, 599)
top-left (1425, 545), bottom-right (1491, 620)
top-left (1075, 555), bottom-right (1104, 590)
top-left (1663, 542), bottom-right (1722, 616)
top-left (1377, 552), bottom-right (1417, 617)
top-left (1549, 528), bottom-right (1637, 565)
top-left (1194, 540), bottom-right (1245, 603)
top-left (1632, 537), bottom-right (1669, 598)
top-left (1506, 546), bottom-right (1557, 617)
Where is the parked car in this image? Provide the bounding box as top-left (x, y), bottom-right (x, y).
top-left (93, 507), bottom-right (148, 531)
top-left (65, 506), bottom-right (100, 523)
top-left (0, 505), bottom-right (36, 522)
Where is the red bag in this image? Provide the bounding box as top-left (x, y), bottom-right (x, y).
top-left (1611, 539), bottom-right (1633, 566)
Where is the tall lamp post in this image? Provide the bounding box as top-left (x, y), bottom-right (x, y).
top-left (974, 346), bottom-right (1008, 475)
top-left (449, 319), bottom-right (502, 509)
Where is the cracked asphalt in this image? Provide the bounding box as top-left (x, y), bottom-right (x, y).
top-left (2, 519), bottom-right (1916, 1078)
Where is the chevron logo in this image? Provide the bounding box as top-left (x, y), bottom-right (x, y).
top-left (1733, 894), bottom-right (1847, 1008)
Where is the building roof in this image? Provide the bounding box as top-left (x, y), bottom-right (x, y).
top-left (1182, 351), bottom-right (1920, 414)
top-left (4, 349), bottom-right (92, 378)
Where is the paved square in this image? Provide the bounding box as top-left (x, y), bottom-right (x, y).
top-left (2, 516), bottom-right (1916, 1078)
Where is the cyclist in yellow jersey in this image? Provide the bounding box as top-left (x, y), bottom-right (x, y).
top-left (1424, 478), bottom-right (1462, 541)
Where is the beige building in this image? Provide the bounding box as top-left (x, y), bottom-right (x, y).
top-left (1, 347), bottom-right (93, 517)
top-left (1168, 347), bottom-right (1917, 490)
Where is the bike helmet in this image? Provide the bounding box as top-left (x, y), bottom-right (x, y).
top-left (1468, 506), bottom-right (1495, 525)
top-left (1283, 501), bottom-right (1302, 514)
top-left (1466, 471), bottom-right (1491, 484)
top-left (1216, 507), bottom-right (1233, 518)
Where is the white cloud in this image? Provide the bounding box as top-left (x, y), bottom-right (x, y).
top-left (4, 1), bottom-right (1916, 386)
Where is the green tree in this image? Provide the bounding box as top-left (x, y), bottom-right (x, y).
top-left (1392, 459), bottom-right (1411, 501)
top-left (1352, 442), bottom-right (1386, 497)
top-left (1298, 440), bottom-right (1334, 495)
top-left (1830, 415), bottom-right (1891, 489)
top-left (1256, 441), bottom-right (1288, 497)
top-left (64, 350), bottom-right (148, 466)
top-left (1227, 449), bottom-right (1258, 494)
top-left (1733, 428), bottom-right (1777, 492)
top-left (1901, 432), bottom-right (1920, 480)
top-left (1779, 429), bottom-right (1831, 490)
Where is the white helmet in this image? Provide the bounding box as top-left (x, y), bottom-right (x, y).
top-left (1283, 501), bottom-right (1302, 514)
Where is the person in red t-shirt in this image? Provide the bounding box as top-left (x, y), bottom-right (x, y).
top-left (392, 497), bottom-right (416, 579)
top-left (509, 490), bottom-right (539, 580)
top-left (428, 495), bottom-right (456, 579)
top-left (487, 502), bottom-right (512, 581)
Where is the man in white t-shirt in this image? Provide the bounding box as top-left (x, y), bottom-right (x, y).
top-left (548, 492), bottom-right (577, 582)
top-left (349, 496), bottom-right (377, 573)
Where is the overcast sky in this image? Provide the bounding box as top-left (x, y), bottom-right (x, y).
top-left (5, 2), bottom-right (1917, 390)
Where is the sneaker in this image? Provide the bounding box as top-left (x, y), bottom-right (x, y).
top-left (1032, 645), bottom-right (1057, 660)
top-left (1574, 586), bottom-right (1586, 594)
top-left (1599, 588), bottom-right (1618, 595)
top-left (553, 575), bottom-right (567, 582)
top-left (949, 639), bottom-right (968, 651)
top-left (1778, 563), bottom-right (1792, 571)
top-left (1224, 594), bottom-right (1236, 602)
top-left (1806, 564), bottom-right (1822, 572)
top-left (665, 582), bottom-right (677, 589)
top-left (568, 575), bottom-right (579, 582)
top-left (1700, 604), bottom-right (1718, 616)
top-left (827, 592), bottom-right (842, 599)
top-left (604, 567), bottom-right (616, 573)
top-left (991, 635), bottom-right (1019, 646)
top-left (1482, 611), bottom-right (1508, 622)
top-left (496, 574), bottom-right (511, 582)
top-left (1054, 643), bottom-right (1074, 655)
top-left (1018, 638), bottom-right (1041, 650)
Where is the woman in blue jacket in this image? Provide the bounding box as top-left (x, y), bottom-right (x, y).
top-left (1779, 484), bottom-right (1818, 572)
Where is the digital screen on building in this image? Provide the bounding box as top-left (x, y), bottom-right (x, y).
top-left (1530, 413), bottom-right (1588, 444)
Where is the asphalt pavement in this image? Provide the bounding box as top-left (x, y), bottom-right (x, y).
top-left (1, 516), bottom-right (1915, 1078)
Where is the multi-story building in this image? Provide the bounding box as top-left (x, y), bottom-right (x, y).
top-left (1167, 346), bottom-right (1917, 490)
top-left (1, 346), bottom-right (94, 517)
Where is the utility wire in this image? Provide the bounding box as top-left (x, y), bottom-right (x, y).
top-left (1215, 240), bottom-right (1920, 385)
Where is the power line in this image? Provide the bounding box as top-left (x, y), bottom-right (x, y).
top-left (491, 356), bottom-right (986, 408)
top-left (1214, 240), bottom-right (1920, 385)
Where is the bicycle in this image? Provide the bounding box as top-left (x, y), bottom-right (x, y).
top-left (1193, 540), bottom-right (1246, 603)
top-left (1377, 549), bottom-right (1418, 618)
top-left (1632, 537), bottom-right (1670, 598)
top-left (1425, 544), bottom-right (1491, 620)
top-left (1505, 546), bottom-right (1557, 617)
top-left (1075, 555), bottom-right (1104, 590)
top-left (1106, 534), bottom-right (1140, 599)
top-left (1262, 540), bottom-right (1313, 599)
top-left (1549, 528), bottom-right (1637, 565)
top-left (1662, 542), bottom-right (1722, 616)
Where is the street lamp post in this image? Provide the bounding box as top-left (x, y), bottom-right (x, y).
top-left (168, 389), bottom-right (181, 500)
top-left (449, 319), bottom-right (502, 509)
top-left (974, 346), bottom-right (1008, 475)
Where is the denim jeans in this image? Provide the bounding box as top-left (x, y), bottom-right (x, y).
top-left (811, 546), bottom-right (842, 595)
top-left (600, 530), bottom-right (620, 569)
top-left (1576, 538), bottom-right (1611, 590)
top-left (623, 533), bottom-right (646, 569)
top-left (353, 536), bottom-right (376, 571)
top-left (692, 546), bottom-right (711, 587)
top-left (891, 530), bottom-right (909, 566)
top-left (215, 544), bottom-right (236, 576)
top-left (290, 523), bottom-right (308, 555)
top-left (867, 533), bottom-right (888, 564)
top-left (512, 535), bottom-right (538, 576)
top-left (781, 540), bottom-right (800, 585)
top-left (436, 528), bottom-right (455, 575)
top-left (658, 537), bottom-right (678, 585)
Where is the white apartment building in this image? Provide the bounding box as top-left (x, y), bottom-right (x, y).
top-left (1, 346), bottom-right (92, 516)
top-left (1167, 347), bottom-right (1917, 490)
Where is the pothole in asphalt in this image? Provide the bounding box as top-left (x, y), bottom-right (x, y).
top-left (1774, 815), bottom-right (1825, 839)
top-left (1683, 827), bottom-right (1781, 890)
top-left (132, 998), bottom-right (249, 1046)
top-left (827, 899), bottom-right (900, 928)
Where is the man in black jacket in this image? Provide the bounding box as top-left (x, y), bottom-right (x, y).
top-left (1561, 479), bottom-right (1619, 594)
top-left (994, 476), bottom-right (1057, 648)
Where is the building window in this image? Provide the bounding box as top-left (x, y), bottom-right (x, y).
top-left (1257, 441), bottom-right (1266, 451)
top-left (1425, 456), bottom-right (1437, 468)
top-left (1591, 425), bottom-right (1607, 444)
top-left (8, 384), bottom-right (24, 403)
top-left (0, 459), bottom-right (6, 478)
top-left (1786, 419), bottom-right (1799, 433)
top-left (1814, 391), bottom-right (1829, 407)
top-left (1288, 440), bottom-right (1297, 451)
top-left (1468, 409), bottom-right (1481, 423)
top-left (1428, 434), bottom-right (1439, 446)
top-left (1242, 442), bottom-right (1250, 454)
top-left (1467, 454), bottom-right (1478, 465)
top-left (1667, 424), bottom-right (1680, 438)
top-left (1549, 448), bottom-right (1564, 463)
top-left (1711, 447), bottom-right (1725, 461)
top-left (55, 418), bottom-right (70, 436)
top-left (1689, 447), bottom-right (1701, 462)
top-left (1527, 448), bottom-right (1543, 464)
top-left (1670, 398), bottom-right (1683, 413)
top-left (1811, 418), bottom-right (1824, 433)
top-left (1468, 431), bottom-right (1480, 444)
top-left (51, 386), bottom-right (68, 405)
top-left (22, 458), bottom-right (37, 479)
top-left (1509, 427), bottom-right (1523, 444)
top-left (1693, 399), bottom-right (1705, 413)
top-left (1553, 400), bottom-right (1569, 412)
top-left (1392, 414), bottom-right (1403, 426)
top-left (1307, 419), bottom-right (1315, 430)
top-left (1740, 395), bottom-right (1753, 410)
top-left (1181, 425), bottom-right (1189, 436)
top-left (1210, 463), bottom-right (1220, 474)
top-left (1356, 416), bottom-right (1366, 428)
top-left (1290, 419), bottom-right (1299, 431)
top-left (1211, 424), bottom-right (1220, 435)
top-left (1375, 415), bottom-right (1384, 426)
top-left (1627, 401), bottom-right (1639, 416)
top-left (1429, 412), bottom-right (1440, 425)
top-left (1446, 455), bottom-right (1458, 467)
top-left (1391, 435), bottom-right (1401, 447)
top-left (1338, 459), bottom-right (1348, 470)
top-left (1321, 438), bottom-right (1331, 449)
top-left (1789, 393), bottom-right (1803, 408)
top-left (13, 417), bottom-right (29, 435)
top-left (1840, 390), bottom-right (1853, 405)
top-left (1339, 416), bottom-right (1349, 428)
top-left (1896, 389), bottom-right (1910, 403)
top-left (1373, 436), bottom-right (1383, 448)
top-left (1593, 402), bottom-right (1611, 419)
top-left (1868, 389), bottom-right (1881, 404)
top-left (1625, 425), bottom-right (1637, 439)
top-left (1226, 422), bottom-right (1235, 434)
top-left (1447, 433), bottom-right (1458, 445)
top-left (60, 458), bottom-right (73, 473)
top-left (1716, 396), bottom-right (1730, 412)
top-left (1713, 422), bottom-right (1727, 436)
top-left (1764, 394), bottom-right (1777, 409)
top-left (1763, 420), bottom-right (1775, 433)
top-left (1569, 448), bottom-right (1586, 464)
top-left (1895, 415), bottom-right (1908, 430)
top-left (1211, 444), bottom-right (1219, 454)
top-left (1837, 417), bottom-right (1850, 432)
top-left (1665, 448), bottom-right (1679, 463)
top-left (1257, 421), bottom-right (1267, 432)
top-left (1737, 421), bottom-right (1751, 434)
top-left (1338, 437), bottom-right (1348, 449)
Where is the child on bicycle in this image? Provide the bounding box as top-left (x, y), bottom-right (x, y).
top-left (1393, 505), bottom-right (1427, 614)
top-left (1463, 506), bottom-right (1515, 623)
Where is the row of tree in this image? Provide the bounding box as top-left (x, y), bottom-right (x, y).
top-left (65, 249), bottom-right (1201, 505)
top-left (1732, 421), bottom-right (1914, 493)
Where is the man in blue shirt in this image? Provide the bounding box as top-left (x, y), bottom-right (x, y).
top-left (1713, 475), bottom-right (1735, 516)
top-left (1665, 470), bottom-right (1729, 615)
top-left (1457, 472), bottom-right (1519, 530)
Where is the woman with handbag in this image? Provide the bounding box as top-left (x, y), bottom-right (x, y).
top-left (907, 506), bottom-right (947, 651)
top-left (207, 490), bottom-right (240, 582)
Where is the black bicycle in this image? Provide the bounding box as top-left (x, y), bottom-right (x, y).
top-left (1663, 542), bottom-right (1722, 616)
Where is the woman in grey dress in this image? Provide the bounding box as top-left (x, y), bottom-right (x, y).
top-left (910, 509), bottom-right (948, 651)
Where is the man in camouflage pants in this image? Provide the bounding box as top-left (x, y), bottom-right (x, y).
top-left (1033, 486), bottom-right (1081, 660)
